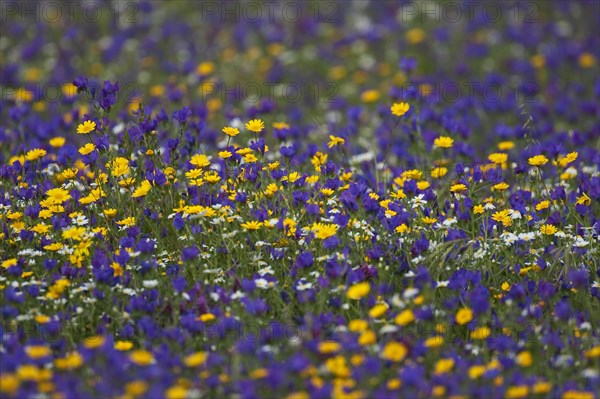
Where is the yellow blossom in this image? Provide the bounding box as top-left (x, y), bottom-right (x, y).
top-left (77, 120), bottom-right (96, 134)
top-left (434, 136), bottom-right (454, 148)
top-left (78, 143), bottom-right (96, 155)
top-left (528, 155), bottom-right (548, 167)
top-left (222, 126), bottom-right (240, 137)
top-left (455, 307), bottom-right (473, 325)
top-left (390, 102), bottom-right (410, 117)
top-left (346, 282), bottom-right (370, 300)
top-left (327, 135), bottom-right (345, 148)
top-left (245, 119), bottom-right (265, 133)
top-left (540, 224), bottom-right (557, 235)
top-left (381, 342), bottom-right (407, 362)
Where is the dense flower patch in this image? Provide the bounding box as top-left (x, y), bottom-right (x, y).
top-left (1, 2), bottom-right (599, 398)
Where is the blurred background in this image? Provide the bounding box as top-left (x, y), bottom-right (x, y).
top-left (1, 0), bottom-right (599, 159)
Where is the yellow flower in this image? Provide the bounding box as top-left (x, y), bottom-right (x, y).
top-left (455, 307), bottom-right (473, 325)
top-left (358, 330), bottom-right (376, 346)
top-left (562, 391), bottom-right (595, 399)
top-left (49, 137), bottom-right (66, 148)
top-left (110, 262), bottom-right (123, 277)
top-left (190, 154), bottom-right (210, 168)
top-left (417, 181), bottom-right (430, 190)
top-left (244, 153), bottom-right (258, 163)
top-left (132, 180), bottom-right (152, 198)
top-left (492, 210), bottom-right (512, 227)
top-left (219, 151), bottom-right (233, 159)
top-left (473, 204), bottom-right (485, 214)
top-left (103, 209), bottom-right (117, 218)
top-left (533, 382), bottom-right (552, 395)
top-left (348, 319), bottom-right (368, 332)
top-left (395, 224), bottom-right (410, 233)
top-left (506, 386), bottom-right (529, 399)
top-left (25, 148), bottom-right (47, 162)
top-left (468, 365), bottom-right (486, 379)
top-left (54, 352), bottom-right (83, 369)
top-left (311, 222), bottom-right (338, 239)
top-left (83, 336), bottom-right (105, 349)
top-left (165, 385), bottom-right (188, 399)
top-left (368, 303), bottom-right (388, 318)
top-left (434, 136), bottom-right (454, 148)
top-left (30, 223), bottom-right (50, 234)
top-left (528, 155), bottom-right (548, 167)
top-left (516, 351), bottom-right (532, 367)
top-left (497, 141), bottom-right (515, 150)
top-left (576, 193), bottom-right (591, 206)
top-left (241, 221), bottom-right (262, 230)
top-left (129, 350), bottom-right (155, 366)
top-left (183, 351), bottom-right (208, 367)
top-left (222, 126), bottom-right (240, 137)
top-left (77, 120), bottom-right (96, 134)
top-left (434, 358), bottom-right (455, 374)
top-left (395, 309), bottom-right (415, 326)
top-left (492, 182), bottom-right (509, 191)
top-left (406, 27), bottom-right (425, 44)
top-left (470, 326), bottom-right (491, 340)
top-left (273, 121), bottom-right (290, 130)
top-left (78, 143), bottom-right (96, 155)
top-left (540, 224), bottom-right (557, 235)
top-left (488, 153), bottom-right (508, 164)
top-left (110, 157), bottom-right (130, 177)
top-left (381, 342), bottom-right (407, 362)
top-left (245, 119), bottom-right (265, 133)
top-left (197, 313), bottom-right (216, 322)
top-left (578, 52), bottom-right (596, 68)
top-left (360, 89), bottom-right (380, 103)
top-left (46, 279), bottom-right (70, 299)
top-left (431, 167), bottom-right (448, 179)
top-left (115, 341), bottom-right (133, 351)
top-left (35, 315), bottom-right (50, 324)
top-left (584, 346), bottom-right (600, 358)
top-left (125, 381), bottom-right (148, 396)
top-left (327, 135), bottom-right (345, 149)
top-left (0, 373), bottom-right (20, 394)
top-left (116, 217), bottom-right (136, 227)
top-left (1, 258), bottom-right (17, 269)
top-left (390, 102), bottom-right (410, 117)
top-left (25, 345), bottom-right (51, 359)
top-left (346, 282), bottom-right (370, 300)
top-left (402, 169), bottom-right (422, 180)
top-left (197, 61), bottom-right (214, 75)
top-left (424, 336), bottom-right (444, 348)
top-left (62, 226), bottom-right (86, 241)
top-left (450, 184), bottom-right (467, 193)
top-left (422, 216), bottom-right (438, 225)
top-left (46, 188), bottom-right (71, 204)
top-left (318, 341), bottom-right (341, 354)
top-left (557, 151), bottom-right (578, 167)
top-left (536, 200), bottom-right (550, 211)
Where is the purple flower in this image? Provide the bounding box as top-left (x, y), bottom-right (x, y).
top-left (172, 106), bottom-right (192, 124)
top-left (181, 246), bottom-right (199, 261)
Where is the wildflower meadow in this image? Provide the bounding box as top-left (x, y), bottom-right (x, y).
top-left (1, 1), bottom-right (599, 398)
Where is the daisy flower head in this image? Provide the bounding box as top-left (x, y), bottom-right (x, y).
top-left (245, 119), bottom-right (265, 133)
top-left (77, 120), bottom-right (96, 134)
top-left (434, 136), bottom-right (454, 148)
top-left (528, 155), bottom-right (548, 167)
top-left (390, 102), bottom-right (410, 117)
top-left (222, 126), bottom-right (240, 137)
top-left (78, 143), bottom-right (96, 155)
top-left (327, 135), bottom-right (345, 149)
top-left (25, 148), bottom-right (47, 162)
